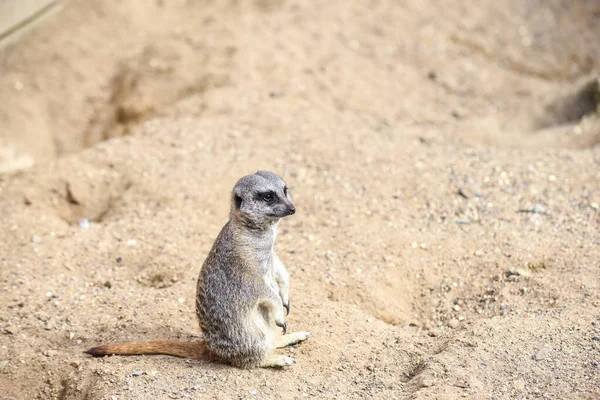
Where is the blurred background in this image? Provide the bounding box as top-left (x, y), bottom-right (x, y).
top-left (0, 1), bottom-right (599, 399)
top-left (1, 0), bottom-right (599, 172)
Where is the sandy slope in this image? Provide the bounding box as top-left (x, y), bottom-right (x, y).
top-left (0, 0), bottom-right (599, 399)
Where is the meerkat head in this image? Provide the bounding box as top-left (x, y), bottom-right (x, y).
top-left (231, 171), bottom-right (295, 228)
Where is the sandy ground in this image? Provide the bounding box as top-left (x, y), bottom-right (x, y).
top-left (1, 0), bottom-right (599, 399)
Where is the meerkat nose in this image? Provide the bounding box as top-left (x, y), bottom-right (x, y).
top-left (287, 206), bottom-right (296, 215)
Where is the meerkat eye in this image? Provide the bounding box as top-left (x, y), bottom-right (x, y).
top-left (262, 193), bottom-right (274, 202)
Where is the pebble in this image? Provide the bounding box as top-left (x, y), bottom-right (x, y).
top-left (474, 250), bottom-right (483, 257)
top-left (533, 349), bottom-right (548, 361)
top-left (453, 218), bottom-right (471, 225)
top-left (4, 325), bottom-right (17, 334)
top-left (79, 219), bottom-right (90, 230)
top-left (132, 370), bottom-right (143, 377)
top-left (421, 378), bottom-right (435, 387)
top-left (428, 329), bottom-right (440, 337)
top-left (71, 361), bottom-right (80, 368)
top-left (592, 335), bottom-right (600, 341)
top-left (31, 235), bottom-right (41, 244)
top-left (506, 268), bottom-right (530, 278)
top-left (513, 379), bottom-right (525, 391)
top-left (0, 360), bottom-right (8, 370)
top-left (531, 204), bottom-right (546, 214)
top-left (44, 350), bottom-right (58, 357)
top-left (448, 319), bottom-right (460, 329)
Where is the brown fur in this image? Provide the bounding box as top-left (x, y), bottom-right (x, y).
top-left (86, 340), bottom-right (209, 360)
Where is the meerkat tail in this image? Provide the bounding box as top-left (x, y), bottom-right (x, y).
top-left (85, 339), bottom-right (208, 359)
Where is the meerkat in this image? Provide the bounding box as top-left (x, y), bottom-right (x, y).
top-left (86, 171), bottom-right (310, 368)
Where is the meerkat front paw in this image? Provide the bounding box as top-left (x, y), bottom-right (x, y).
top-left (295, 331), bottom-right (310, 341)
top-left (273, 331), bottom-right (310, 348)
top-left (260, 354), bottom-right (296, 368)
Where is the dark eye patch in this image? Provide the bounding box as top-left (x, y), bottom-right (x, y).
top-left (257, 191), bottom-right (276, 203)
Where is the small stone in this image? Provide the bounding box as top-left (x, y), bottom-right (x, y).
top-left (531, 204), bottom-right (546, 214)
top-left (457, 188), bottom-right (472, 199)
top-left (474, 250), bottom-right (483, 257)
top-left (592, 335), bottom-right (600, 341)
top-left (3, 325), bottom-right (17, 335)
top-left (513, 379), bottom-right (525, 390)
top-left (453, 218), bottom-right (471, 225)
top-left (45, 318), bottom-right (55, 330)
top-left (448, 319), bottom-right (460, 329)
top-left (419, 243), bottom-right (427, 249)
top-left (421, 378), bottom-right (435, 387)
top-left (0, 360), bottom-right (8, 370)
top-left (44, 350), bottom-right (58, 357)
top-left (591, 202), bottom-right (599, 211)
top-left (127, 239), bottom-right (137, 247)
top-left (32, 235), bottom-right (41, 244)
top-left (70, 361), bottom-right (80, 368)
top-left (132, 370), bottom-right (143, 377)
top-left (79, 219), bottom-right (90, 230)
top-left (533, 349), bottom-right (548, 361)
top-left (428, 329), bottom-right (440, 337)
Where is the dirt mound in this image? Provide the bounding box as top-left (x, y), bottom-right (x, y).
top-left (0, 0), bottom-right (599, 399)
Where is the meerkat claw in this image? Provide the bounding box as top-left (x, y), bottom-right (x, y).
top-left (275, 321), bottom-right (287, 334)
top-left (284, 301), bottom-right (290, 315)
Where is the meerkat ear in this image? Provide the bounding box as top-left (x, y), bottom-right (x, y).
top-left (234, 194), bottom-right (243, 209)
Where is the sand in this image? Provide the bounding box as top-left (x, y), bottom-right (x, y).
top-left (0, 0), bottom-right (599, 399)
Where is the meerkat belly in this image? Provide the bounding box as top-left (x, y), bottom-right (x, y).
top-left (263, 271), bottom-right (279, 294)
